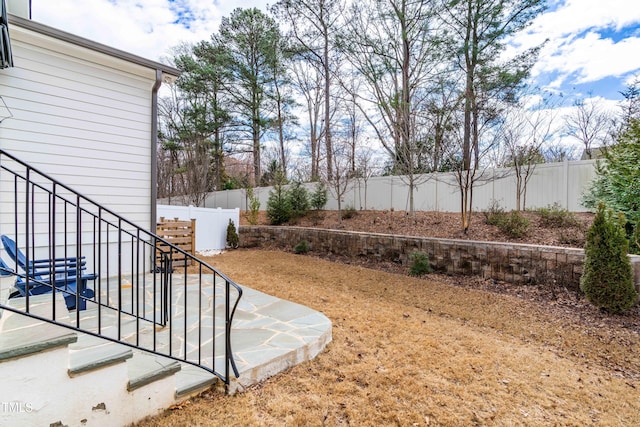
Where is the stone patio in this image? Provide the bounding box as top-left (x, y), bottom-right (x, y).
top-left (1, 272), bottom-right (332, 393)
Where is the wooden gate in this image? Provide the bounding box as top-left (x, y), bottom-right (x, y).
top-left (156, 217), bottom-right (196, 267)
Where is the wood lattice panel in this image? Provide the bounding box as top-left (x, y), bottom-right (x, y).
top-left (156, 217), bottom-right (196, 267)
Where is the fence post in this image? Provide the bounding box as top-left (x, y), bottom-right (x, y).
top-left (563, 159), bottom-right (569, 209)
top-left (191, 218), bottom-right (196, 254)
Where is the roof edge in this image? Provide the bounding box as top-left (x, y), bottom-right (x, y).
top-left (8, 13), bottom-right (180, 77)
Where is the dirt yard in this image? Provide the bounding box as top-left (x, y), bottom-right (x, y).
top-left (137, 242), bottom-right (640, 426)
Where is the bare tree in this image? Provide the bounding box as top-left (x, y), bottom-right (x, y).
top-left (289, 60), bottom-right (324, 180)
top-left (543, 143), bottom-right (579, 163)
top-left (354, 145), bottom-right (382, 210)
top-left (563, 96), bottom-right (613, 159)
top-left (439, 0), bottom-right (545, 232)
top-left (422, 73), bottom-right (463, 173)
top-left (268, 38), bottom-right (298, 179)
top-left (501, 94), bottom-right (558, 210)
top-left (272, 0), bottom-right (345, 180)
top-left (324, 141), bottom-right (353, 220)
top-left (339, 0), bottom-right (439, 214)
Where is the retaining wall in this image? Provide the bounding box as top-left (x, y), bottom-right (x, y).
top-left (240, 226), bottom-right (640, 295)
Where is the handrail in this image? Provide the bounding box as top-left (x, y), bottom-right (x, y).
top-left (0, 149), bottom-right (242, 387)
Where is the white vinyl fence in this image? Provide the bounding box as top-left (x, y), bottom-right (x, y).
top-left (157, 205), bottom-right (239, 252)
top-left (196, 160), bottom-right (597, 213)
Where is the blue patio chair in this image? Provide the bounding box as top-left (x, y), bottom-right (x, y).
top-left (1, 235), bottom-right (85, 276)
top-left (6, 263), bottom-right (96, 310)
top-left (12, 274), bottom-right (95, 310)
top-left (1, 236), bottom-right (97, 310)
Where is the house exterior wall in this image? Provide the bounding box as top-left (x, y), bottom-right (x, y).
top-left (0, 24), bottom-right (156, 229)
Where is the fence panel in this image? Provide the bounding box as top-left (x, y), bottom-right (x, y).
top-left (174, 160), bottom-right (597, 213)
top-left (156, 205), bottom-right (239, 252)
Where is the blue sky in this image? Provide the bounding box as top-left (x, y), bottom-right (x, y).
top-left (28, 0), bottom-right (640, 108)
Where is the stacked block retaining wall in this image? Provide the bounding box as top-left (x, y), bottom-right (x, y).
top-left (240, 226), bottom-right (640, 295)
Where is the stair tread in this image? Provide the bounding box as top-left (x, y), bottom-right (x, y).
top-left (127, 352), bottom-right (181, 391)
top-left (0, 294), bottom-right (77, 361)
top-left (175, 364), bottom-right (217, 398)
top-left (68, 334), bottom-right (133, 375)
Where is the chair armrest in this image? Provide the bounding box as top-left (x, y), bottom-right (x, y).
top-left (31, 258), bottom-right (86, 268)
top-left (25, 265), bottom-right (87, 278)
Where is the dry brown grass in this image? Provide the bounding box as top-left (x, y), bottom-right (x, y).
top-left (137, 250), bottom-right (640, 427)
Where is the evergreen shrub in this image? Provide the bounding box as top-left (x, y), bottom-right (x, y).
top-left (580, 203), bottom-right (638, 313)
top-left (409, 251), bottom-right (432, 276)
top-left (226, 219), bottom-right (239, 249)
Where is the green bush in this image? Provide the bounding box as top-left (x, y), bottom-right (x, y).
top-left (341, 205), bottom-right (357, 220)
top-left (266, 181), bottom-right (292, 225)
top-left (582, 119), bottom-right (640, 253)
top-left (245, 187), bottom-right (261, 225)
top-left (483, 200), bottom-right (506, 226)
top-left (287, 181), bottom-right (310, 219)
top-left (310, 182), bottom-right (328, 211)
top-left (497, 211), bottom-right (530, 238)
top-left (580, 203), bottom-right (638, 314)
top-left (409, 251), bottom-right (432, 276)
top-left (536, 203), bottom-right (578, 228)
top-left (226, 219), bottom-right (239, 249)
top-left (293, 240), bottom-right (310, 254)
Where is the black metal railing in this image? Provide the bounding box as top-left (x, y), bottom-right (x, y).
top-left (0, 149), bottom-right (242, 387)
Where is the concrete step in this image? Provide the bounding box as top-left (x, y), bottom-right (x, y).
top-left (0, 293), bottom-right (76, 362)
top-left (68, 334), bottom-right (133, 377)
top-left (175, 364), bottom-right (218, 399)
top-left (127, 351), bottom-right (182, 391)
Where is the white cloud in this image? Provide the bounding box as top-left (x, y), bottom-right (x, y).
top-left (534, 0), bottom-right (640, 37)
top-left (538, 31), bottom-right (640, 86)
top-left (30, 0), bottom-right (271, 62)
top-left (28, 0), bottom-right (640, 101)
top-left (513, 0), bottom-right (640, 87)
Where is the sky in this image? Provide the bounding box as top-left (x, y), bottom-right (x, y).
top-left (27, 0), bottom-right (640, 143)
top-left (27, 0), bottom-right (640, 105)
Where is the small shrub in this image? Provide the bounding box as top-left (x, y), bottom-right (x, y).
top-left (310, 182), bottom-right (328, 211)
top-left (245, 187), bottom-right (261, 225)
top-left (537, 203), bottom-right (578, 228)
top-left (580, 203), bottom-right (637, 314)
top-left (293, 240), bottom-right (310, 254)
top-left (341, 205), bottom-right (357, 220)
top-left (287, 181), bottom-right (310, 219)
top-left (497, 211), bottom-right (530, 238)
top-left (226, 219), bottom-right (239, 249)
top-left (266, 181), bottom-right (292, 225)
top-left (484, 199), bottom-right (506, 226)
top-left (409, 251), bottom-right (432, 276)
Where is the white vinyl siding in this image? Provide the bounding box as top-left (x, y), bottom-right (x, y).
top-left (0, 24), bottom-right (156, 228)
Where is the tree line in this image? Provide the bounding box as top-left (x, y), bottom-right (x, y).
top-left (156, 0), bottom-right (637, 233)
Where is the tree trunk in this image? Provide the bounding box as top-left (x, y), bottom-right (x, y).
top-left (323, 11), bottom-right (333, 181)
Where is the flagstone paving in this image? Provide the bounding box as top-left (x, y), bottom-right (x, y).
top-left (76, 273), bottom-right (332, 392)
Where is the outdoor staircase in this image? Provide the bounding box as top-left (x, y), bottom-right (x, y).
top-left (0, 294), bottom-right (219, 427)
top-left (0, 148), bottom-right (243, 425)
